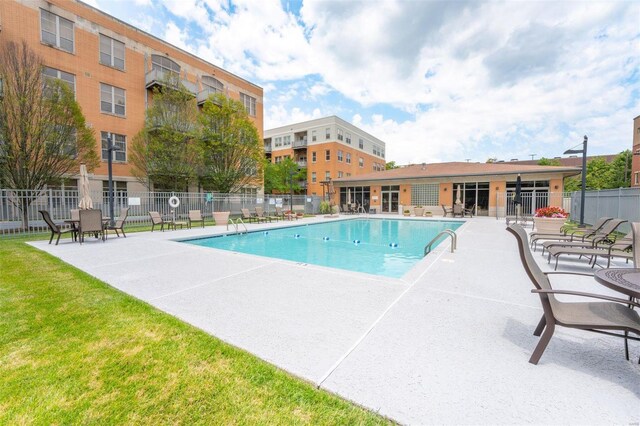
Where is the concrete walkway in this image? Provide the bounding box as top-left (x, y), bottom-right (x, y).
top-left (30, 216), bottom-right (640, 424)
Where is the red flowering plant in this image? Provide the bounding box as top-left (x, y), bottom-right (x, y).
top-left (534, 206), bottom-right (568, 218)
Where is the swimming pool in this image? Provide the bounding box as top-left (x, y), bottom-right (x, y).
top-left (183, 218), bottom-right (463, 278)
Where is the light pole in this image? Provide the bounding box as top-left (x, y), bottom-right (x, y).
top-left (289, 169), bottom-right (294, 213)
top-left (106, 133), bottom-right (115, 227)
top-left (563, 135), bottom-right (587, 228)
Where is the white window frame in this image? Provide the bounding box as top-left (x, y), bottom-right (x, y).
top-left (40, 9), bottom-right (74, 53)
top-left (346, 132), bottom-right (351, 144)
top-left (359, 138), bottom-right (364, 149)
top-left (325, 127), bottom-right (331, 139)
top-left (325, 171), bottom-right (331, 180)
top-left (325, 149), bottom-right (331, 161)
top-left (42, 67), bottom-right (76, 96)
top-left (359, 157), bottom-right (364, 168)
top-left (337, 150), bottom-right (343, 162)
top-left (312, 130), bottom-right (317, 142)
top-left (100, 83), bottom-right (126, 116)
top-left (240, 92), bottom-right (256, 116)
top-left (346, 153), bottom-right (351, 164)
top-left (101, 132), bottom-right (127, 162)
top-left (99, 34), bottom-right (125, 70)
top-left (311, 172), bottom-right (317, 183)
top-left (337, 128), bottom-right (343, 141)
top-left (312, 151), bottom-right (317, 163)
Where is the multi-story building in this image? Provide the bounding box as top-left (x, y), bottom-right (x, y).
top-left (264, 116), bottom-right (386, 195)
top-left (0, 0), bottom-right (263, 194)
top-left (632, 115), bottom-right (640, 187)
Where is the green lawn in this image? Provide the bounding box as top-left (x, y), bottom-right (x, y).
top-left (0, 236), bottom-right (388, 424)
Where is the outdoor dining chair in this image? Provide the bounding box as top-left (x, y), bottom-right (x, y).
top-left (78, 209), bottom-right (106, 243)
top-left (441, 205), bottom-right (453, 217)
top-left (188, 210), bottom-right (205, 228)
top-left (149, 211), bottom-right (166, 232)
top-left (507, 224), bottom-right (640, 364)
top-left (39, 210), bottom-right (75, 245)
top-left (107, 207), bottom-right (129, 237)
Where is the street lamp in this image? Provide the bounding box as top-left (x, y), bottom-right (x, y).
top-left (289, 169), bottom-right (295, 213)
top-left (106, 133), bottom-right (115, 228)
top-left (563, 135), bottom-right (588, 228)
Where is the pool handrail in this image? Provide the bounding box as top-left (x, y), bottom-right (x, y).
top-left (424, 229), bottom-right (457, 256)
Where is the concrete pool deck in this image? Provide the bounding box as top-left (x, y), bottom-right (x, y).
top-left (30, 215), bottom-right (640, 424)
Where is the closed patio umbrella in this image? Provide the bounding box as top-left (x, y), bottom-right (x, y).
top-left (78, 163), bottom-right (93, 209)
top-left (455, 184), bottom-right (462, 205)
top-left (514, 174), bottom-right (522, 222)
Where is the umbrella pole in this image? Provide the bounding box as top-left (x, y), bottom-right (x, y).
top-left (107, 134), bottom-right (115, 228)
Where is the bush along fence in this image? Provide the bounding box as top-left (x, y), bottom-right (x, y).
top-left (0, 188), bottom-right (323, 236)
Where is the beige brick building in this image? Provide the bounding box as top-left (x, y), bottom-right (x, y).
top-left (0, 0), bottom-right (263, 194)
top-left (264, 116), bottom-right (386, 196)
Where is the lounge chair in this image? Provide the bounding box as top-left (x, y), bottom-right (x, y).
top-left (254, 206), bottom-right (272, 223)
top-left (531, 218), bottom-right (623, 251)
top-left (529, 216), bottom-right (612, 242)
top-left (149, 211), bottom-right (166, 232)
top-left (507, 224), bottom-right (640, 365)
top-left (39, 210), bottom-right (75, 245)
top-left (241, 208), bottom-right (259, 223)
top-left (78, 209), bottom-right (105, 243)
top-left (442, 205), bottom-right (453, 217)
top-left (540, 229), bottom-right (632, 256)
top-left (274, 206), bottom-right (286, 220)
top-left (188, 210), bottom-right (205, 228)
top-left (546, 239), bottom-right (633, 270)
top-left (633, 223), bottom-right (640, 267)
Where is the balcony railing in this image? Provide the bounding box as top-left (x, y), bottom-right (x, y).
top-left (197, 87), bottom-right (224, 105)
top-left (293, 139), bottom-right (307, 149)
top-left (264, 144), bottom-right (272, 153)
top-left (296, 160), bottom-right (307, 167)
top-left (145, 68), bottom-right (197, 94)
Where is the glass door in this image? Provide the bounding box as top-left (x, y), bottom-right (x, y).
top-left (380, 186), bottom-right (400, 213)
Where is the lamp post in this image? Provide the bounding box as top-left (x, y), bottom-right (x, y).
top-left (563, 135), bottom-right (587, 228)
top-left (289, 169), bottom-right (294, 213)
top-left (106, 133), bottom-right (115, 228)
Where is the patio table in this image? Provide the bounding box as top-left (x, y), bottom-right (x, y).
top-left (594, 268), bottom-right (640, 300)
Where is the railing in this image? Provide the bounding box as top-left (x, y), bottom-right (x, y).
top-left (227, 217), bottom-right (247, 234)
top-left (0, 189), bottom-right (322, 237)
top-left (145, 68), bottom-right (197, 94)
top-left (197, 87), bottom-right (224, 105)
top-left (424, 229), bottom-right (457, 256)
top-left (495, 192), bottom-right (570, 219)
top-left (293, 139), bottom-right (307, 149)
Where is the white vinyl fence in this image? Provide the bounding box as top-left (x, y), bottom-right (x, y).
top-left (570, 188), bottom-right (640, 226)
top-left (0, 188), bottom-right (322, 236)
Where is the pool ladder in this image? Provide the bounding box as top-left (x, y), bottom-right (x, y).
top-left (424, 229), bottom-right (457, 256)
top-left (227, 217), bottom-right (248, 235)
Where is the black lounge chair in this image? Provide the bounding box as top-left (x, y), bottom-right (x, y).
top-left (507, 224), bottom-right (640, 364)
top-left (39, 210), bottom-right (75, 245)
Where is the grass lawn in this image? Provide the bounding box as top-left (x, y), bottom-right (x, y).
top-left (0, 235), bottom-right (388, 424)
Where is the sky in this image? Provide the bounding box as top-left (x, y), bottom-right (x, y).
top-left (87, 0), bottom-right (640, 165)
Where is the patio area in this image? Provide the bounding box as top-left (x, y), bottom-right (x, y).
top-left (30, 215), bottom-right (640, 424)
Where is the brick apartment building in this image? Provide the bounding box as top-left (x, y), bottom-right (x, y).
top-left (264, 116), bottom-right (386, 196)
top-left (0, 0), bottom-right (263, 195)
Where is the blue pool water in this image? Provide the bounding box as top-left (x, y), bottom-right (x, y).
top-left (183, 218), bottom-right (463, 278)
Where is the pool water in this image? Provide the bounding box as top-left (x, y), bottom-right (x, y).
top-left (183, 218), bottom-right (463, 278)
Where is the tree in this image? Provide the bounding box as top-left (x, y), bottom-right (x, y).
top-left (537, 157), bottom-right (561, 166)
top-left (264, 157), bottom-right (306, 194)
top-left (197, 93), bottom-right (263, 193)
top-left (606, 150), bottom-right (632, 188)
top-left (564, 156), bottom-right (611, 192)
top-left (385, 161), bottom-right (400, 170)
top-left (0, 41), bottom-right (98, 228)
top-left (130, 76), bottom-right (200, 191)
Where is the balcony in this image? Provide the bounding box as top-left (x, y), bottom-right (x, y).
top-left (264, 144), bottom-right (272, 153)
top-left (296, 160), bottom-right (307, 168)
top-left (197, 87), bottom-right (224, 106)
top-left (145, 68), bottom-right (197, 94)
top-left (293, 138), bottom-right (307, 149)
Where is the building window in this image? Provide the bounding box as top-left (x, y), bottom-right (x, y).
top-left (346, 153), bottom-right (351, 164)
top-left (346, 173), bottom-right (351, 177)
top-left (202, 75), bottom-right (223, 94)
top-left (274, 156), bottom-right (282, 164)
top-left (359, 138), bottom-right (364, 149)
top-left (325, 171), bottom-right (330, 180)
top-left (40, 9), bottom-right (74, 53)
top-left (283, 135), bottom-right (291, 146)
top-left (337, 150), bottom-right (343, 162)
top-left (636, 172), bottom-right (639, 185)
top-left (102, 180), bottom-right (127, 196)
top-left (312, 130), bottom-right (317, 142)
top-left (99, 34), bottom-right (125, 70)
top-left (337, 128), bottom-right (343, 141)
top-left (101, 132), bottom-right (127, 162)
top-left (240, 93), bottom-right (256, 116)
top-left (325, 127), bottom-right (331, 139)
top-left (359, 157), bottom-right (364, 168)
top-left (411, 184), bottom-right (439, 206)
top-left (100, 83), bottom-right (126, 116)
top-left (151, 54), bottom-right (180, 75)
top-left (42, 67), bottom-right (75, 95)
top-left (311, 172), bottom-right (316, 183)
top-left (312, 151), bottom-right (317, 163)
top-left (338, 171), bottom-right (343, 178)
top-left (325, 149), bottom-right (331, 161)
top-left (346, 132), bottom-right (351, 144)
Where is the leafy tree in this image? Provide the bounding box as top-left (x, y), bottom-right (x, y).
top-left (130, 76), bottom-right (200, 191)
top-left (264, 157), bottom-right (306, 194)
top-left (564, 156), bottom-right (611, 192)
top-left (537, 157), bottom-right (561, 166)
top-left (197, 93), bottom-right (263, 193)
top-left (385, 161), bottom-right (400, 170)
top-left (606, 150), bottom-right (632, 188)
top-left (0, 41), bottom-right (98, 228)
